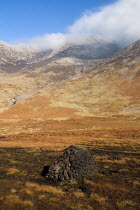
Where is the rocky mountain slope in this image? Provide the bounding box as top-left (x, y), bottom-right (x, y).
top-left (0, 39), bottom-right (120, 73)
top-left (0, 40), bottom-right (139, 118)
top-left (49, 40), bottom-right (140, 117)
top-left (0, 41), bottom-right (37, 61)
top-left (0, 41), bottom-right (38, 73)
top-left (52, 42), bottom-right (120, 60)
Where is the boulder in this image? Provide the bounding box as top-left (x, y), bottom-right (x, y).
top-left (42, 145), bottom-right (97, 181)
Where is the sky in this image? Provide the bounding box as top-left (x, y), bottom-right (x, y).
top-left (0, 0), bottom-right (140, 48)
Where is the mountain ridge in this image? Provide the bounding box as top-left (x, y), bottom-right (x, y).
top-left (0, 39), bottom-right (121, 73)
top-left (0, 39), bottom-right (139, 118)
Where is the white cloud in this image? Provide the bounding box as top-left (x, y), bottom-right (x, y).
top-left (24, 33), bottom-right (66, 49)
top-left (20, 0), bottom-right (140, 49)
top-left (22, 33), bottom-right (104, 49)
top-left (69, 0), bottom-right (140, 45)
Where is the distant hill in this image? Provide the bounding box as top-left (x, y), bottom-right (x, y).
top-left (0, 39), bottom-right (139, 118)
top-left (46, 40), bottom-right (140, 117)
top-left (0, 39), bottom-right (121, 73)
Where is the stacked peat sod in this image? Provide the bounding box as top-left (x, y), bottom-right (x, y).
top-left (42, 145), bottom-right (97, 181)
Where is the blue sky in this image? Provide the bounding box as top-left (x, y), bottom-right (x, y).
top-left (0, 0), bottom-right (116, 42)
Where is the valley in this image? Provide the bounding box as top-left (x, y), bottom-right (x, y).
top-left (0, 39), bottom-right (140, 209)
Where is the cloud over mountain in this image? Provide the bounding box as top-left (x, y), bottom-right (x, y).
top-left (69, 0), bottom-right (140, 45)
top-left (19, 0), bottom-right (140, 49)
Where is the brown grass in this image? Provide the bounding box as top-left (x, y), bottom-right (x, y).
top-left (116, 200), bottom-right (136, 208)
top-left (90, 193), bottom-right (107, 205)
top-left (26, 182), bottom-right (64, 195)
top-left (7, 167), bottom-right (20, 175)
top-left (0, 116), bottom-right (139, 209)
top-left (73, 190), bottom-right (85, 198)
top-left (3, 195), bottom-right (34, 208)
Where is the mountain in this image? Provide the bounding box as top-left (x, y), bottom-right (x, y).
top-left (0, 41), bottom-right (37, 61)
top-left (52, 42), bottom-right (121, 60)
top-left (0, 39), bottom-right (139, 118)
top-left (0, 39), bottom-right (121, 73)
top-left (0, 41), bottom-right (38, 73)
top-left (49, 40), bottom-right (140, 117)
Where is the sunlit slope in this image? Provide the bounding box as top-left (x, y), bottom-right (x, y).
top-left (0, 40), bottom-right (139, 118)
top-left (48, 65), bottom-right (139, 117)
top-left (47, 41), bottom-right (140, 117)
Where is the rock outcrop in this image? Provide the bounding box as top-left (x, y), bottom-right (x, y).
top-left (42, 145), bottom-right (97, 181)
